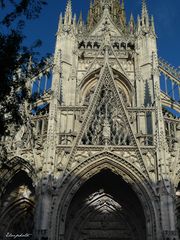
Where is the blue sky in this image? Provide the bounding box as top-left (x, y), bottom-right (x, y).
top-left (20, 0), bottom-right (180, 69)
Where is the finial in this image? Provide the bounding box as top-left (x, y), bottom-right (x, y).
top-left (121, 0), bottom-right (125, 9)
top-left (141, 0), bottom-right (149, 27)
top-left (142, 0), bottom-right (148, 18)
top-left (73, 14), bottom-right (76, 26)
top-left (142, 0), bottom-right (147, 12)
top-left (65, 0), bottom-right (72, 15)
top-left (151, 15), bottom-right (155, 33)
top-left (130, 13), bottom-right (134, 22)
top-left (66, 0), bottom-right (72, 10)
top-left (57, 13), bottom-right (63, 33)
top-left (121, 0), bottom-right (126, 26)
top-left (90, 0), bottom-right (93, 8)
top-left (129, 13), bottom-right (134, 34)
top-left (64, 0), bottom-right (72, 26)
top-left (137, 14), bottom-right (141, 32)
top-left (78, 11), bottom-right (83, 25)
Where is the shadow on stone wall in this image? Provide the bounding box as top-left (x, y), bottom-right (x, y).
top-left (0, 155), bottom-right (179, 240)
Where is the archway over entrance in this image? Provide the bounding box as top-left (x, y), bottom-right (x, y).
top-left (52, 153), bottom-right (157, 240)
top-left (0, 170), bottom-right (35, 240)
top-left (65, 170), bottom-right (146, 240)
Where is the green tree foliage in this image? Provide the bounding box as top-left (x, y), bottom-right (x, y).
top-left (0, 0), bottom-right (49, 138)
top-left (0, 0), bottom-right (47, 26)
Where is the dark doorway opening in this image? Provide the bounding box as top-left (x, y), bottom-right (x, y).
top-left (65, 170), bottom-right (146, 240)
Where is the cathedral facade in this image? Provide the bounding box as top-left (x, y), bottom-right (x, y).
top-left (0, 1), bottom-right (180, 240)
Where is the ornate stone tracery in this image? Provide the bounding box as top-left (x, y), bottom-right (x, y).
top-left (82, 75), bottom-right (132, 146)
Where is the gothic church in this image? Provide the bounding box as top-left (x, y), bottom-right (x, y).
top-left (0, 0), bottom-right (180, 240)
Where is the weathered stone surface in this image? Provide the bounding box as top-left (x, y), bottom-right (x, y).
top-left (0, 1), bottom-right (179, 240)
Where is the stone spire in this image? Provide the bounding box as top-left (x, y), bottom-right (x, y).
top-left (137, 0), bottom-right (155, 35)
top-left (141, 0), bottom-right (149, 28)
top-left (73, 14), bottom-right (76, 27)
top-left (150, 15), bottom-right (155, 33)
top-left (87, 0), bottom-right (94, 29)
top-left (64, 0), bottom-right (72, 26)
top-left (78, 11), bottom-right (83, 26)
top-left (78, 11), bottom-right (84, 33)
top-left (121, 0), bottom-right (125, 13)
top-left (87, 0), bottom-right (126, 30)
top-left (142, 0), bottom-right (148, 16)
top-left (121, 0), bottom-right (126, 26)
top-left (57, 13), bottom-right (63, 33)
top-left (129, 13), bottom-right (134, 34)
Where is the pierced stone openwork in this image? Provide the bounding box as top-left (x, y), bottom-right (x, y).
top-left (81, 74), bottom-right (132, 146)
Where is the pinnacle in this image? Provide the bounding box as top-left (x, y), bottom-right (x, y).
top-left (64, 0), bottom-right (72, 25)
top-left (121, 0), bottom-right (125, 9)
top-left (90, 0), bottom-right (93, 8)
top-left (142, 0), bottom-right (148, 17)
top-left (65, 0), bottom-right (72, 13)
top-left (130, 13), bottom-right (134, 22)
top-left (78, 11), bottom-right (83, 23)
top-left (66, 0), bottom-right (71, 7)
top-left (141, 0), bottom-right (150, 28)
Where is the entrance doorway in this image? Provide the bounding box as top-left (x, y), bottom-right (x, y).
top-left (65, 170), bottom-right (146, 240)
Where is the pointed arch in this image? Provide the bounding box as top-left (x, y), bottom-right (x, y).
top-left (80, 67), bottom-right (133, 107)
top-left (0, 157), bottom-right (36, 238)
top-left (66, 188), bottom-right (142, 240)
top-left (0, 156), bottom-right (37, 195)
top-left (80, 68), bottom-right (101, 105)
top-left (0, 196), bottom-right (35, 236)
top-left (50, 151), bottom-right (159, 240)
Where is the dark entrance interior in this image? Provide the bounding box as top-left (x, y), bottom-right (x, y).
top-left (65, 170), bottom-right (146, 240)
top-left (0, 171), bottom-right (35, 240)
